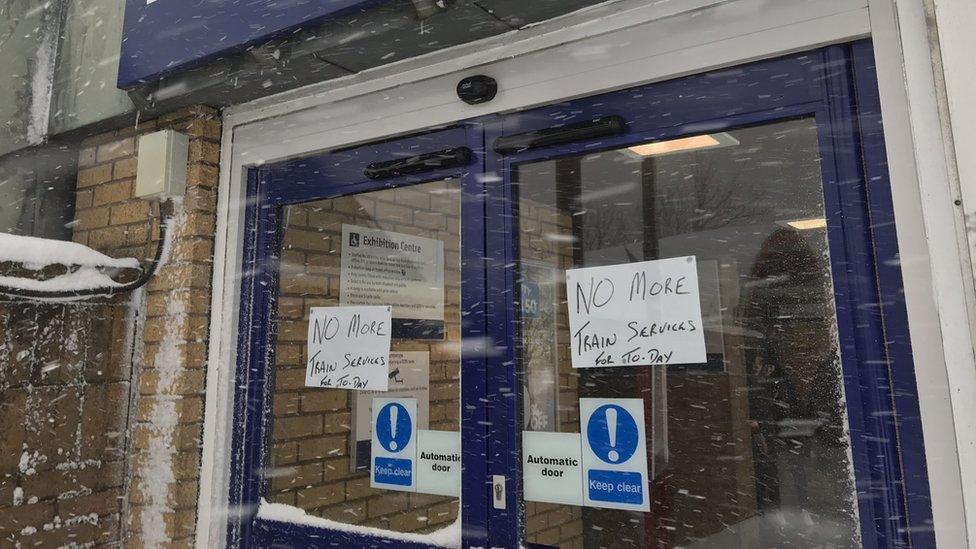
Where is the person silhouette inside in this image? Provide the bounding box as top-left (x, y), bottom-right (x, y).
top-left (741, 227), bottom-right (858, 547)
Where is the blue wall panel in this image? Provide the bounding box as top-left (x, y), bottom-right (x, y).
top-left (118, 0), bottom-right (375, 88)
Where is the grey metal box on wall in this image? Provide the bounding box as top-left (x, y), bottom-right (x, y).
top-left (135, 130), bottom-right (188, 200)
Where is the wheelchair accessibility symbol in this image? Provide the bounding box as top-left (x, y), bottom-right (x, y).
top-left (585, 404), bottom-right (639, 465)
top-left (376, 402), bottom-right (412, 453)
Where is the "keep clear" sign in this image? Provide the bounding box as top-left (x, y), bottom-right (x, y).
top-left (305, 306), bottom-right (392, 391)
top-left (523, 398), bottom-right (650, 511)
top-left (369, 397), bottom-right (461, 495)
top-left (580, 398), bottom-right (650, 511)
top-left (566, 256), bottom-right (706, 369)
top-left (371, 398), bottom-right (417, 491)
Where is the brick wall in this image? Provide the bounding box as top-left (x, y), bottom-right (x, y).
top-left (0, 106), bottom-right (221, 548)
top-left (0, 301), bottom-right (133, 546)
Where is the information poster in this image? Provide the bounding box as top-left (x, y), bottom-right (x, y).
top-left (352, 351), bottom-right (431, 470)
top-left (698, 259), bottom-right (725, 356)
top-left (305, 306), bottom-right (392, 390)
top-left (340, 224), bottom-right (444, 338)
top-left (565, 256), bottom-right (706, 368)
top-left (520, 261), bottom-right (559, 431)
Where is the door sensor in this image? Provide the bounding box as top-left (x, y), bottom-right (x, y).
top-left (457, 75), bottom-right (497, 105)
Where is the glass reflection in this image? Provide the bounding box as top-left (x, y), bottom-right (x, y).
top-left (266, 179), bottom-right (461, 535)
top-left (516, 119), bottom-right (859, 548)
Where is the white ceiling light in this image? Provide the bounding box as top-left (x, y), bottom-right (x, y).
top-left (625, 132), bottom-right (740, 158)
top-left (779, 217), bottom-right (827, 230)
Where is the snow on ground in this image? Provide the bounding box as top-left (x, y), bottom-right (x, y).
top-left (257, 499), bottom-right (461, 547)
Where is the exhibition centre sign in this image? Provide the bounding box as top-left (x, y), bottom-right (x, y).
top-left (118, 0), bottom-right (372, 88)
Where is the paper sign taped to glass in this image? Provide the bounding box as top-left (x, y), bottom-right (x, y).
top-left (565, 256), bottom-right (706, 368)
top-left (521, 398), bottom-right (651, 511)
top-left (305, 305), bottom-right (392, 391)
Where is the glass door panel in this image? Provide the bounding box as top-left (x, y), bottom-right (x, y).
top-left (266, 179), bottom-right (462, 534)
top-left (235, 44), bottom-right (924, 549)
top-left (515, 118), bottom-right (860, 548)
top-left (233, 125), bottom-right (485, 547)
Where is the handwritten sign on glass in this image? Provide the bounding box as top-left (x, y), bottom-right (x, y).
top-left (305, 306), bottom-right (393, 391)
top-left (565, 257), bottom-right (706, 369)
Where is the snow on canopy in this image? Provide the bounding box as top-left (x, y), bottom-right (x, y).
top-left (0, 232), bottom-right (140, 270)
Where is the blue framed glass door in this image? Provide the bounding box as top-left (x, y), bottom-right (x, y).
top-left (229, 40), bottom-right (931, 549)
top-left (228, 125), bottom-right (490, 548)
top-left (483, 41), bottom-right (932, 549)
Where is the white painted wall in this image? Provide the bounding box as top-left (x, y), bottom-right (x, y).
top-left (869, 0), bottom-right (976, 541)
top-left (934, 1), bottom-right (976, 209)
top-left (932, 0), bottom-right (976, 543)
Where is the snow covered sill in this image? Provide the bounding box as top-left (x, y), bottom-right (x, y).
top-left (256, 499), bottom-right (461, 547)
top-left (0, 233), bottom-right (139, 270)
top-left (0, 233), bottom-right (143, 299)
top-left (0, 267), bottom-right (124, 292)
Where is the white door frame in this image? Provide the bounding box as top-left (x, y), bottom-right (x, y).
top-left (196, 0), bottom-right (976, 546)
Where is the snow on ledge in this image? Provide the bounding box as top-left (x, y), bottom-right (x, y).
top-left (0, 233), bottom-right (140, 270)
top-left (0, 267), bottom-right (124, 292)
top-left (256, 499), bottom-right (461, 547)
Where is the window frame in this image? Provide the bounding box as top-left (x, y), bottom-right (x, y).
top-left (227, 125), bottom-right (490, 548)
top-left (225, 42), bottom-right (934, 549)
top-left (481, 42), bottom-right (929, 549)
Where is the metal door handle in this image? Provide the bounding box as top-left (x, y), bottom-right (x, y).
top-left (364, 146), bottom-right (473, 179)
top-left (492, 115), bottom-right (626, 154)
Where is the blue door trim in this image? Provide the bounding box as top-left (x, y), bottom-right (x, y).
top-left (229, 40), bottom-right (933, 548)
top-left (227, 125), bottom-right (489, 548)
top-left (817, 45), bottom-right (898, 549)
top-left (850, 40), bottom-right (935, 545)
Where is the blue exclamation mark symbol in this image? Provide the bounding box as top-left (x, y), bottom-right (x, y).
top-left (587, 404), bottom-right (638, 465)
top-left (374, 402), bottom-right (413, 487)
